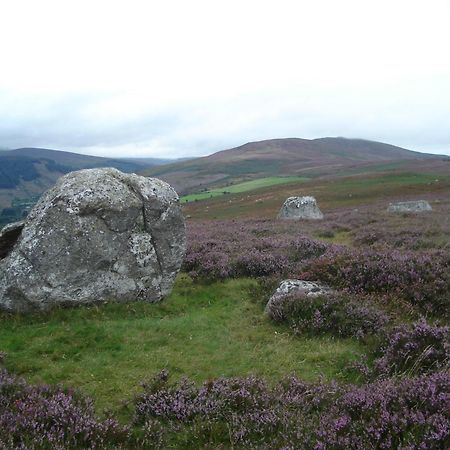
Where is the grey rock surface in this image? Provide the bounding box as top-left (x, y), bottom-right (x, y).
top-left (0, 168), bottom-right (186, 312)
top-left (277, 196), bottom-right (324, 220)
top-left (0, 221), bottom-right (24, 260)
top-left (387, 200), bottom-right (432, 213)
top-left (265, 279), bottom-right (333, 317)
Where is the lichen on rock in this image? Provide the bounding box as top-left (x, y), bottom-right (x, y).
top-left (277, 196), bottom-right (324, 220)
top-left (0, 168), bottom-right (186, 312)
top-left (265, 279), bottom-right (333, 317)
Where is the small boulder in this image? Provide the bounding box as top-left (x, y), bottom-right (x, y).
top-left (387, 200), bottom-right (432, 213)
top-left (265, 279), bottom-right (333, 317)
top-left (0, 168), bottom-right (186, 312)
top-left (277, 196), bottom-right (324, 220)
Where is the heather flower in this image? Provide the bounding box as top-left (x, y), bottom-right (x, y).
top-left (317, 371), bottom-right (450, 449)
top-left (267, 291), bottom-right (388, 338)
top-left (182, 219), bottom-right (330, 281)
top-left (233, 249), bottom-right (289, 277)
top-left (373, 320), bottom-right (449, 377)
top-left (133, 370), bottom-right (450, 449)
top-left (0, 369), bottom-right (129, 449)
top-left (302, 247), bottom-right (449, 315)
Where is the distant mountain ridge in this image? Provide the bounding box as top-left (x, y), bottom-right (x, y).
top-left (1, 138), bottom-right (448, 226)
top-left (143, 137), bottom-right (446, 194)
top-left (0, 147), bottom-right (172, 190)
top-left (0, 147), bottom-right (171, 225)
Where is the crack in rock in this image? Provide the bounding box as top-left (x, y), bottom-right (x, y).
top-left (0, 168), bottom-right (186, 313)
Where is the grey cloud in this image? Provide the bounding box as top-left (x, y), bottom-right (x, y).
top-left (0, 84), bottom-right (450, 158)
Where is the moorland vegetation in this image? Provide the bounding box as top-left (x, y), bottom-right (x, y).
top-left (1, 171), bottom-right (449, 449)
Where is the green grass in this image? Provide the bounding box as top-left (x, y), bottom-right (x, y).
top-left (336, 161), bottom-right (408, 176)
top-left (0, 276), bottom-right (362, 413)
top-left (314, 230), bottom-right (353, 246)
top-left (319, 172), bottom-right (450, 208)
top-left (181, 176), bottom-right (309, 202)
top-left (331, 172), bottom-right (444, 189)
top-left (184, 170), bottom-right (450, 219)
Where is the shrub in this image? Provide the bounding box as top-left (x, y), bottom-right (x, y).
top-left (133, 370), bottom-right (450, 449)
top-left (350, 215), bottom-right (449, 251)
top-left (183, 220), bottom-right (330, 281)
top-left (134, 372), bottom-right (280, 448)
top-left (183, 249), bottom-right (232, 279)
top-left (233, 250), bottom-right (289, 277)
top-left (302, 247), bottom-right (450, 315)
top-left (373, 320), bottom-right (450, 377)
top-left (2, 360), bottom-right (449, 449)
top-left (267, 292), bottom-right (388, 338)
top-left (316, 370), bottom-right (450, 450)
top-left (289, 236), bottom-right (328, 260)
top-left (0, 369), bottom-right (129, 450)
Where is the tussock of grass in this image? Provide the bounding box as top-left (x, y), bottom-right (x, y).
top-left (314, 230), bottom-right (353, 246)
top-left (0, 275), bottom-right (363, 413)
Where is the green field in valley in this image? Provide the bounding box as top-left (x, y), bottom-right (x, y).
top-left (181, 176), bottom-right (310, 202)
top-left (182, 170), bottom-right (450, 219)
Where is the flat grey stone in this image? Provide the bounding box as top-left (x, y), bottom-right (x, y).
top-left (387, 200), bottom-right (432, 213)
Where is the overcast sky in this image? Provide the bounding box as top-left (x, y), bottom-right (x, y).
top-left (1, 0), bottom-right (450, 158)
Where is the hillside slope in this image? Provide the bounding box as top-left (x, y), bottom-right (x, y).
top-left (0, 148), bottom-right (169, 224)
top-left (1, 148), bottom-right (169, 187)
top-left (143, 137), bottom-right (444, 194)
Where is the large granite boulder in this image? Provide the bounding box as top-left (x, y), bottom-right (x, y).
top-left (387, 200), bottom-right (432, 213)
top-left (277, 196), bottom-right (324, 220)
top-left (265, 279), bottom-right (333, 318)
top-left (0, 168), bottom-right (186, 312)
